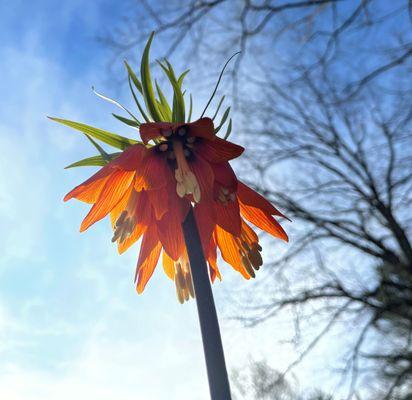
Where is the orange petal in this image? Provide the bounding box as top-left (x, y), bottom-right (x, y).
top-left (241, 218), bottom-right (259, 245)
top-left (156, 211), bottom-right (185, 261)
top-left (118, 191), bottom-right (152, 254)
top-left (190, 154), bottom-right (214, 201)
top-left (112, 144), bottom-right (147, 171)
top-left (187, 118), bottom-right (215, 140)
top-left (214, 199), bottom-right (241, 236)
top-left (162, 250), bottom-right (175, 280)
top-left (147, 187), bottom-right (169, 220)
top-left (110, 186), bottom-right (133, 227)
top-left (140, 122), bottom-right (175, 144)
top-left (134, 149), bottom-right (171, 191)
top-left (134, 190), bottom-right (154, 227)
top-left (239, 201), bottom-right (288, 242)
top-left (193, 199), bottom-right (216, 256)
top-left (237, 181), bottom-right (289, 219)
top-left (167, 184), bottom-right (191, 222)
top-left (65, 174), bottom-right (111, 204)
top-left (207, 234), bottom-right (221, 282)
top-left (196, 137), bottom-right (244, 163)
top-left (135, 223), bottom-right (159, 281)
top-left (64, 145), bottom-right (145, 203)
top-left (211, 162), bottom-right (238, 190)
top-left (118, 223), bottom-right (146, 254)
top-left (215, 226), bottom-right (250, 279)
top-left (136, 241), bottom-right (162, 294)
top-left (80, 170), bottom-right (135, 232)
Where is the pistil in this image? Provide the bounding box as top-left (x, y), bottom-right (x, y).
top-left (173, 140), bottom-right (201, 202)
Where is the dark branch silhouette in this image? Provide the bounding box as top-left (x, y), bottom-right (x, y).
top-left (104, 1), bottom-right (412, 398)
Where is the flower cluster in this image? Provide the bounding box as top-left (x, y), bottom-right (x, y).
top-left (52, 33), bottom-right (288, 302)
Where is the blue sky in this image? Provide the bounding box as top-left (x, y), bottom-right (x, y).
top-left (0, 1), bottom-right (342, 399)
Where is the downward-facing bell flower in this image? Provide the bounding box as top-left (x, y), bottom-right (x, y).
top-left (52, 32), bottom-right (288, 302)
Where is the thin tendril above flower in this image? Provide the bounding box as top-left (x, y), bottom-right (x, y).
top-left (49, 32), bottom-right (289, 303)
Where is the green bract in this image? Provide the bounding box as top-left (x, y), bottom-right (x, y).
top-left (49, 32), bottom-right (234, 169)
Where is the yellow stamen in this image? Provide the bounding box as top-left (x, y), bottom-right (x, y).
top-left (237, 237), bottom-right (263, 277)
top-left (241, 256), bottom-right (256, 278)
top-left (112, 191), bottom-right (139, 244)
top-left (174, 258), bottom-right (195, 303)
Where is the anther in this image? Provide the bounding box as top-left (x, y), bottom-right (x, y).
top-left (186, 136), bottom-right (196, 144)
top-left (177, 126), bottom-right (187, 137)
top-left (250, 251), bottom-right (263, 270)
top-left (158, 143), bottom-right (169, 152)
top-left (184, 148), bottom-right (191, 157)
top-left (242, 256), bottom-right (256, 278)
top-left (176, 286), bottom-right (184, 304)
top-left (242, 241), bottom-right (251, 252)
top-left (176, 263), bottom-right (186, 289)
top-left (111, 230), bottom-right (121, 243)
top-left (185, 270), bottom-right (195, 298)
top-left (162, 128), bottom-right (173, 137)
top-left (116, 210), bottom-right (127, 227)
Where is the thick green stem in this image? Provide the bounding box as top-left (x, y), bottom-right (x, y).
top-left (182, 207), bottom-right (232, 400)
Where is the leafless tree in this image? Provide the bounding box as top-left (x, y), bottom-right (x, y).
top-left (104, 1), bottom-right (412, 398)
top-left (102, 0), bottom-right (411, 100)
top-left (232, 359), bottom-right (333, 399)
top-left (236, 58), bottom-right (412, 398)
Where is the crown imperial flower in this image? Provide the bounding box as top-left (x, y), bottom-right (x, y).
top-left (51, 33), bottom-right (288, 302)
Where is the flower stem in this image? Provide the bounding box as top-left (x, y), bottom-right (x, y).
top-left (182, 207), bottom-right (232, 400)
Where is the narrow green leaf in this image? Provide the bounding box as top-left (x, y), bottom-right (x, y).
top-left (124, 61), bottom-right (151, 122)
top-left (187, 94), bottom-right (193, 122)
top-left (84, 134), bottom-right (110, 162)
top-left (124, 61), bottom-right (143, 94)
top-left (163, 60), bottom-right (178, 81)
top-left (158, 60), bottom-right (185, 122)
top-left (155, 80), bottom-right (172, 121)
top-left (214, 107), bottom-right (231, 133)
top-left (112, 113), bottom-right (140, 127)
top-left (177, 69), bottom-right (190, 87)
top-left (223, 118), bottom-right (232, 139)
top-left (212, 95), bottom-right (225, 120)
top-left (172, 80), bottom-right (185, 123)
top-left (65, 153), bottom-right (121, 169)
top-left (127, 76), bottom-right (151, 123)
top-left (140, 32), bottom-right (162, 122)
top-left (49, 117), bottom-right (138, 150)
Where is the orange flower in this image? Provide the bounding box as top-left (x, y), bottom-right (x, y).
top-left (56, 33), bottom-right (288, 302)
top-left (63, 117), bottom-right (287, 301)
top-left (195, 161), bottom-right (288, 282)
